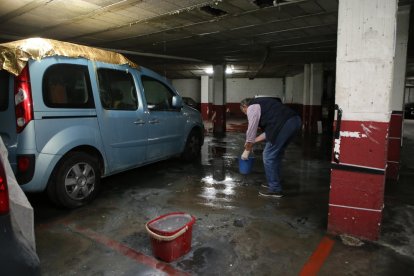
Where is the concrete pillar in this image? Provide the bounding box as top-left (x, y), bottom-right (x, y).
top-left (212, 65), bottom-right (226, 135)
top-left (302, 64), bottom-right (311, 132)
top-left (302, 64), bottom-right (323, 133)
top-left (284, 73), bottom-right (304, 115)
top-left (328, 0), bottom-right (398, 241)
top-left (310, 63), bottom-right (323, 133)
top-left (387, 6), bottom-right (410, 181)
top-left (201, 75), bottom-right (210, 120)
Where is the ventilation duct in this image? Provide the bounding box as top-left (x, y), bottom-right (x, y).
top-left (253, 0), bottom-right (293, 8)
top-left (200, 5), bottom-right (227, 17)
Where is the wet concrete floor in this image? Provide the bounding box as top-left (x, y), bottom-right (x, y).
top-left (29, 121), bottom-right (414, 275)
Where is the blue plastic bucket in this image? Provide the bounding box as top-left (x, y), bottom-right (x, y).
top-left (239, 157), bottom-right (255, 174)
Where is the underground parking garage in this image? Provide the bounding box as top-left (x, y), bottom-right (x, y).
top-left (1, 0), bottom-right (414, 275)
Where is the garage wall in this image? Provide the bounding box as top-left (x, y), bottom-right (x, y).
top-left (173, 77), bottom-right (284, 117)
top-left (285, 73), bottom-right (304, 104)
top-left (172, 79), bottom-right (201, 102)
top-left (226, 78), bottom-right (283, 117)
top-left (226, 78), bottom-right (283, 101)
top-left (285, 73), bottom-right (305, 118)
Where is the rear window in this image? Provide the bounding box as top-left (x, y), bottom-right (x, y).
top-left (43, 64), bottom-right (94, 108)
top-left (0, 70), bottom-right (9, 111)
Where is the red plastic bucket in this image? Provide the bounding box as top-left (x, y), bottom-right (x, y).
top-left (145, 212), bottom-right (196, 262)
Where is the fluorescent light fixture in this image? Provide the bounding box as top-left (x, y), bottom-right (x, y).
top-left (205, 65), bottom-right (234, 74)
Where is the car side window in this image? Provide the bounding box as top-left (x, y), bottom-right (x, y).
top-left (97, 69), bottom-right (138, 110)
top-left (141, 76), bottom-right (174, 111)
top-left (43, 64), bottom-right (94, 108)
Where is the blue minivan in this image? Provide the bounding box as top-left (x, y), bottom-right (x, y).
top-left (0, 38), bottom-right (204, 208)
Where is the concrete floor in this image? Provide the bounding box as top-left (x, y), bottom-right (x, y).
top-left (29, 120), bottom-right (414, 276)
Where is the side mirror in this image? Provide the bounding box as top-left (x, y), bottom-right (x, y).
top-left (172, 95), bottom-right (183, 109)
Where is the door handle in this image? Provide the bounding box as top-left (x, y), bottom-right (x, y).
top-left (134, 119), bottom-right (146, 125)
top-left (148, 119), bottom-right (160, 124)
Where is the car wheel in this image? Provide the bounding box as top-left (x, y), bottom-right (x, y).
top-left (50, 152), bottom-right (100, 208)
top-left (181, 129), bottom-right (201, 161)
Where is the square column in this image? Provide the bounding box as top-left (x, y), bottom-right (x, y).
top-left (212, 65), bottom-right (226, 135)
top-left (302, 63), bottom-right (324, 134)
top-left (201, 75), bottom-right (211, 120)
top-left (328, 0), bottom-right (398, 240)
top-left (387, 6), bottom-right (410, 181)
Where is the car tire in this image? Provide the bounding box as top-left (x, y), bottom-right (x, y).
top-left (181, 129), bottom-right (201, 161)
top-left (49, 152), bottom-right (100, 208)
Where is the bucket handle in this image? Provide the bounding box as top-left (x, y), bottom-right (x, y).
top-left (145, 224), bottom-right (188, 242)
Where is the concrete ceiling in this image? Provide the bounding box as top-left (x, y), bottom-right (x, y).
top-left (0, 0), bottom-right (413, 81)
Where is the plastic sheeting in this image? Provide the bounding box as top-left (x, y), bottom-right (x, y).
top-left (0, 37), bottom-right (138, 76)
top-left (0, 137), bottom-right (36, 251)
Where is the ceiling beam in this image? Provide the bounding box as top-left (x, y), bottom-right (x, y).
top-left (102, 47), bottom-right (207, 62)
top-left (65, 0), bottom-right (319, 43)
top-left (97, 10), bottom-right (337, 49)
top-left (65, 0), bottom-right (223, 40)
top-left (0, 0), bottom-right (55, 24)
top-left (37, 0), bottom-right (144, 35)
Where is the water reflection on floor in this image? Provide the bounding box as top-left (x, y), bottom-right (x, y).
top-left (31, 127), bottom-right (414, 275)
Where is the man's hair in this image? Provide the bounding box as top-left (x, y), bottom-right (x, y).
top-left (240, 98), bottom-right (253, 107)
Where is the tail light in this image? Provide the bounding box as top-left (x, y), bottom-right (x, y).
top-left (0, 161), bottom-right (10, 215)
top-left (14, 65), bottom-right (33, 133)
top-left (16, 155), bottom-right (35, 185)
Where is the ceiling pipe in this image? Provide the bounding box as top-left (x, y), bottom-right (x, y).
top-left (102, 48), bottom-right (207, 63)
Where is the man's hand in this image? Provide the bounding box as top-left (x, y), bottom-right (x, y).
top-left (241, 150), bottom-right (250, 160)
top-left (255, 133), bottom-right (266, 143)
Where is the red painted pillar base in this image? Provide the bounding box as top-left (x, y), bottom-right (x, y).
top-left (212, 105), bottom-right (226, 134)
top-left (328, 120), bottom-right (388, 240)
top-left (386, 111), bottom-right (403, 181)
top-left (201, 103), bottom-right (212, 120)
top-left (328, 169), bottom-right (384, 240)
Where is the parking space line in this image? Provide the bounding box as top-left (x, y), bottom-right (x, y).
top-left (66, 223), bottom-right (190, 276)
top-left (299, 236), bottom-right (335, 276)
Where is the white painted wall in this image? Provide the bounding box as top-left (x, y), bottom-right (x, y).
top-left (285, 73), bottom-right (304, 104)
top-left (173, 77), bottom-right (284, 103)
top-left (172, 79), bottom-right (201, 102)
top-left (226, 78), bottom-right (283, 102)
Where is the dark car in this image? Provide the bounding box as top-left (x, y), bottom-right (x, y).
top-left (182, 96), bottom-right (201, 111)
top-left (405, 102), bottom-right (414, 119)
top-left (0, 139), bottom-right (40, 275)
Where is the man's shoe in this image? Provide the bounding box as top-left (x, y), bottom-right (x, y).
top-left (259, 190), bottom-right (283, 198)
top-left (261, 184), bottom-right (268, 188)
